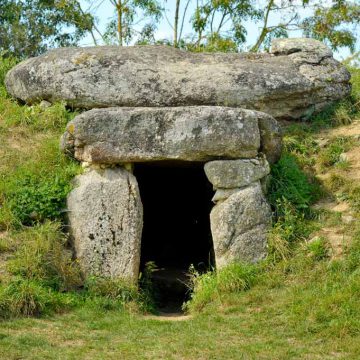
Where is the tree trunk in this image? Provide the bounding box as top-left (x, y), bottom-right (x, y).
top-left (251, 0), bottom-right (274, 52)
top-left (174, 0), bottom-right (180, 47)
top-left (117, 0), bottom-right (123, 46)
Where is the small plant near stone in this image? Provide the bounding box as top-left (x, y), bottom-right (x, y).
top-left (0, 278), bottom-right (77, 318)
top-left (310, 97), bottom-right (360, 129)
top-left (318, 136), bottom-right (355, 170)
top-left (326, 173), bottom-right (349, 192)
top-left (6, 222), bottom-right (82, 291)
top-left (268, 154), bottom-right (320, 212)
top-left (84, 277), bottom-right (139, 304)
top-left (347, 186), bottom-right (360, 212)
top-left (267, 199), bottom-right (319, 262)
top-left (184, 262), bottom-right (258, 313)
top-left (138, 261), bottom-right (158, 312)
top-left (306, 237), bottom-right (330, 261)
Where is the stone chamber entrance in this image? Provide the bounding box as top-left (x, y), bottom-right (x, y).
top-left (134, 162), bottom-right (215, 313)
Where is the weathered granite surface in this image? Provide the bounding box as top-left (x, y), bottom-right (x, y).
top-left (210, 182), bottom-right (271, 266)
top-left (6, 38), bottom-right (350, 119)
top-left (60, 106), bottom-right (281, 163)
top-left (204, 157), bottom-right (270, 189)
top-left (67, 167), bottom-right (143, 282)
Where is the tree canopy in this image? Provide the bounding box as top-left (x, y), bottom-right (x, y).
top-left (0, 0), bottom-right (359, 57)
top-left (0, 0), bottom-right (94, 58)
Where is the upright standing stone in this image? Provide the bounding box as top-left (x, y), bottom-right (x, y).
top-left (67, 167), bottom-right (143, 282)
top-left (210, 182), bottom-right (271, 267)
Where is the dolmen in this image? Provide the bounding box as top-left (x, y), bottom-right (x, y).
top-left (6, 38), bottom-right (351, 282)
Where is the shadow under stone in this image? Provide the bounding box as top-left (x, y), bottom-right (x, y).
top-left (134, 162), bottom-right (215, 313)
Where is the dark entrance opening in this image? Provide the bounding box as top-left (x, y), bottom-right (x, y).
top-left (134, 162), bottom-right (215, 313)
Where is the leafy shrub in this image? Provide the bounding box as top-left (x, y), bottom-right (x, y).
top-left (185, 263), bottom-right (258, 313)
top-left (268, 154), bottom-right (318, 212)
top-left (0, 136), bottom-right (80, 228)
top-left (7, 174), bottom-right (71, 225)
top-left (0, 54), bottom-right (17, 87)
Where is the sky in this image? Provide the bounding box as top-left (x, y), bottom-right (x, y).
top-left (79, 0), bottom-right (357, 61)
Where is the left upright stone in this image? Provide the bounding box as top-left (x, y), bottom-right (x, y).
top-left (67, 167), bottom-right (143, 282)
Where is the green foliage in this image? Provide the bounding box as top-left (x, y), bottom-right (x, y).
top-left (85, 276), bottom-right (138, 304)
top-left (0, 54), bottom-right (17, 87)
top-left (0, 278), bottom-right (76, 318)
top-left (138, 261), bottom-right (157, 312)
top-left (268, 154), bottom-right (318, 212)
top-left (307, 237), bottom-right (329, 261)
top-left (188, 33), bottom-right (239, 53)
top-left (0, 141), bottom-right (80, 228)
top-left (0, 99), bottom-right (76, 132)
top-left (7, 175), bottom-right (71, 225)
top-left (347, 186), bottom-right (360, 212)
top-left (190, 0), bottom-right (261, 52)
top-left (0, 0), bottom-right (94, 58)
top-left (0, 54), bottom-right (17, 98)
top-left (0, 86), bottom-right (80, 228)
top-left (83, 269), bottom-right (158, 313)
top-left (104, 0), bottom-right (163, 46)
top-left (269, 200), bottom-right (305, 249)
top-left (185, 262), bottom-right (258, 313)
top-left (349, 66), bottom-right (360, 98)
top-left (267, 198), bottom-right (320, 264)
top-left (6, 222), bottom-right (82, 291)
top-left (318, 136), bottom-right (355, 168)
top-left (302, 1), bottom-right (360, 52)
top-left (311, 100), bottom-right (360, 130)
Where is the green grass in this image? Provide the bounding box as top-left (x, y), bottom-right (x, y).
top-left (1, 236), bottom-right (360, 359)
top-left (1, 58), bottom-right (360, 358)
top-left (268, 154), bottom-right (320, 211)
top-left (184, 262), bottom-right (259, 313)
top-left (318, 136), bottom-right (356, 169)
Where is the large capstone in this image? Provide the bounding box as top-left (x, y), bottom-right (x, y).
top-left (210, 182), bottom-right (271, 266)
top-left (67, 167), bottom-right (143, 282)
top-left (6, 38), bottom-right (350, 120)
top-left (60, 106), bottom-right (281, 164)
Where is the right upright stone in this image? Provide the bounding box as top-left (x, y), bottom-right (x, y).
top-left (205, 158), bottom-right (273, 267)
top-left (209, 182), bottom-right (271, 267)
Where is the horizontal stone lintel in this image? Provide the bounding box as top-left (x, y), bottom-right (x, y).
top-left (61, 106), bottom-right (282, 164)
